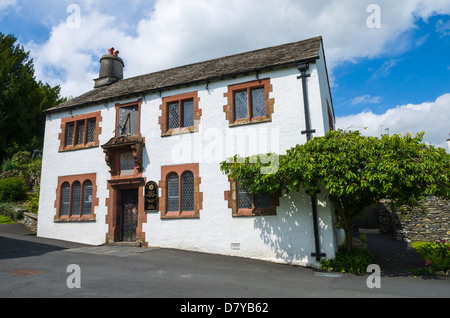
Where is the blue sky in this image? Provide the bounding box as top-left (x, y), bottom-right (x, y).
top-left (1, 0), bottom-right (449, 149)
top-left (334, 15), bottom-right (450, 114)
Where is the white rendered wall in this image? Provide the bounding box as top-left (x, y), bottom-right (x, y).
top-left (38, 65), bottom-right (339, 267)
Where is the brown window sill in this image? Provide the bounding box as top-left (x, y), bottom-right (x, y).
top-left (59, 143), bottom-right (99, 152)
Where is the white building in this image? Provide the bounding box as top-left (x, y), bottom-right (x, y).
top-left (38, 36), bottom-right (344, 268)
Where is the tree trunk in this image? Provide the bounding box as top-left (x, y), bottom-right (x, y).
top-left (333, 198), bottom-right (353, 254)
top-left (342, 219), bottom-right (353, 254)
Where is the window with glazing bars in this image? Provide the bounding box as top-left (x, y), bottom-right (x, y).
top-left (59, 180), bottom-right (94, 217)
top-left (65, 118), bottom-right (96, 146)
top-left (83, 181), bottom-right (92, 215)
top-left (181, 171), bottom-right (195, 211)
top-left (166, 171), bottom-right (195, 213)
top-left (167, 173), bottom-right (179, 212)
top-left (167, 99), bottom-right (194, 130)
top-left (60, 183), bottom-right (70, 215)
top-left (234, 86), bottom-right (266, 121)
top-left (237, 181), bottom-right (271, 210)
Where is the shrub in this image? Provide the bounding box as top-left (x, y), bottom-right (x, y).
top-left (321, 245), bottom-right (373, 274)
top-left (412, 240), bottom-right (450, 276)
top-left (0, 177), bottom-right (28, 202)
top-left (0, 203), bottom-right (17, 221)
top-left (26, 188), bottom-right (40, 214)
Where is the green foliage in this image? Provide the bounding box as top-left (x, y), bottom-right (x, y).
top-left (360, 234), bottom-right (367, 244)
top-left (1, 150), bottom-right (42, 189)
top-left (220, 129), bottom-right (450, 253)
top-left (411, 240), bottom-right (450, 275)
top-left (0, 33), bottom-right (65, 163)
top-left (0, 177), bottom-right (27, 202)
top-left (321, 245), bottom-right (373, 274)
top-left (0, 214), bottom-right (14, 224)
top-left (26, 187), bottom-right (40, 214)
top-left (0, 202), bottom-right (22, 221)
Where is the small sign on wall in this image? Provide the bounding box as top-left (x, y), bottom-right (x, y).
top-left (145, 181), bottom-right (159, 212)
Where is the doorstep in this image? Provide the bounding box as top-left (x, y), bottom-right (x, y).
top-left (108, 241), bottom-right (141, 247)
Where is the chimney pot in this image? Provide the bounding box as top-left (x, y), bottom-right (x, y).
top-left (94, 48), bottom-right (124, 88)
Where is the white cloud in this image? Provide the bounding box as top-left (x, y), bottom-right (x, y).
top-left (436, 18), bottom-right (450, 37)
top-left (351, 95), bottom-right (382, 105)
top-left (24, 0), bottom-right (450, 98)
top-left (336, 93), bottom-right (450, 151)
top-left (0, 0), bottom-right (17, 10)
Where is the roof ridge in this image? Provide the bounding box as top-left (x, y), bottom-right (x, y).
top-left (124, 35), bottom-right (323, 82)
top-left (46, 36), bottom-right (323, 113)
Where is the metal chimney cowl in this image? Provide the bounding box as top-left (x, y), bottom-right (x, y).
top-left (94, 47), bottom-right (124, 88)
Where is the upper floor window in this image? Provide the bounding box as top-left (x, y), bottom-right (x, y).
top-left (60, 111), bottom-right (102, 151)
top-left (118, 105), bottom-right (139, 137)
top-left (116, 100), bottom-right (142, 138)
top-left (159, 91), bottom-right (202, 136)
top-left (224, 78), bottom-right (274, 127)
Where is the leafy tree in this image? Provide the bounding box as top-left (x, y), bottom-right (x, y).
top-left (220, 130), bottom-right (450, 253)
top-left (0, 33), bottom-right (65, 162)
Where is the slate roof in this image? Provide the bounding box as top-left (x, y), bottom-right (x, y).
top-left (46, 36), bottom-right (323, 113)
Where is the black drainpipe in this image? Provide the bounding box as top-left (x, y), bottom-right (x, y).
top-left (297, 62), bottom-right (326, 262)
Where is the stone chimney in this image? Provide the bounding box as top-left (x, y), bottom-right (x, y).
top-left (94, 47), bottom-right (124, 88)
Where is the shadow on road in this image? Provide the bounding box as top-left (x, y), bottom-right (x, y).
top-left (361, 229), bottom-right (426, 278)
top-left (0, 235), bottom-right (69, 260)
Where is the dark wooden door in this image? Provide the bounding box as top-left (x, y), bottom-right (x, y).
top-left (120, 189), bottom-right (138, 242)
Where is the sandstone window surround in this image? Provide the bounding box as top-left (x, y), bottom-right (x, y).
top-left (223, 78), bottom-right (274, 127)
top-left (54, 173), bottom-right (98, 222)
top-left (159, 91), bottom-right (202, 137)
top-left (59, 111), bottom-right (102, 152)
top-left (224, 178), bottom-right (279, 217)
top-left (159, 163), bottom-right (203, 219)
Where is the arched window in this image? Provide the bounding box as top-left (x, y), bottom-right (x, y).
top-left (160, 164), bottom-right (202, 219)
top-left (56, 174), bottom-right (97, 221)
top-left (181, 171), bottom-right (194, 211)
top-left (71, 181), bottom-right (81, 215)
top-left (60, 182), bottom-right (70, 215)
top-left (167, 173), bottom-right (179, 212)
top-left (83, 180), bottom-right (93, 215)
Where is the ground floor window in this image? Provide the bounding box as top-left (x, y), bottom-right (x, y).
top-left (225, 179), bottom-right (279, 217)
top-left (54, 173), bottom-right (97, 221)
top-left (159, 163), bottom-right (202, 219)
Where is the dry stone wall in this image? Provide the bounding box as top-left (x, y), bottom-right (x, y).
top-left (378, 196), bottom-right (449, 242)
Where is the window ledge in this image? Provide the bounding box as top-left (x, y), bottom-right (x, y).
top-left (161, 127), bottom-right (198, 137)
top-left (232, 207), bottom-right (276, 217)
top-left (161, 210), bottom-right (199, 219)
top-left (229, 116), bottom-right (271, 128)
top-left (54, 215), bottom-right (96, 223)
top-left (59, 143), bottom-right (99, 152)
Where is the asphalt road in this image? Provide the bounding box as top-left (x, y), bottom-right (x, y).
top-left (0, 223), bottom-right (449, 303)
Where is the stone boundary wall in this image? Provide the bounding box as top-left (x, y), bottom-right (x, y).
top-left (23, 212), bottom-right (38, 233)
top-left (378, 196), bottom-right (449, 242)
